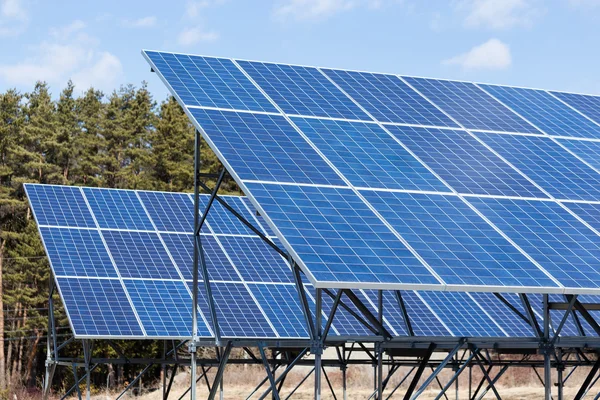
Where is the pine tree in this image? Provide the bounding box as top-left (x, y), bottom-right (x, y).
top-left (74, 88), bottom-right (105, 186)
top-left (54, 81), bottom-right (79, 182)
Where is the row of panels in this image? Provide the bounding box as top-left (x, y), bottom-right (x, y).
top-left (144, 51), bottom-right (600, 138)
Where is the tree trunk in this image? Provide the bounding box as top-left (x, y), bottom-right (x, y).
top-left (16, 306), bottom-right (25, 378)
top-left (24, 328), bottom-right (41, 384)
top-left (0, 241), bottom-right (6, 389)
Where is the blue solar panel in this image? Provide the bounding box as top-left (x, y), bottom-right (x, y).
top-left (550, 91), bottom-right (600, 125)
top-left (402, 77), bottom-right (538, 133)
top-left (362, 191), bottom-right (555, 289)
top-left (321, 69), bottom-right (459, 127)
top-left (248, 283), bottom-right (309, 338)
top-left (468, 292), bottom-right (534, 337)
top-left (193, 282), bottom-right (276, 338)
top-left (83, 188), bottom-right (154, 230)
top-left (246, 182), bottom-right (439, 286)
top-left (291, 117), bottom-right (449, 191)
top-left (125, 279), bottom-right (211, 337)
top-left (237, 60), bottom-right (371, 120)
top-left (25, 184), bottom-right (95, 228)
top-left (397, 291), bottom-right (450, 336)
top-left (563, 202), bottom-right (600, 232)
top-left (386, 125), bottom-right (547, 198)
top-left (57, 277), bottom-right (143, 337)
top-left (318, 290), bottom-right (373, 336)
top-left (161, 234), bottom-right (240, 281)
top-left (143, 51), bottom-right (277, 112)
top-left (189, 108), bottom-right (346, 185)
top-left (418, 291), bottom-right (506, 337)
top-left (217, 236), bottom-right (292, 283)
top-left (138, 191), bottom-right (198, 233)
top-left (469, 197), bottom-right (600, 290)
top-left (476, 133), bottom-right (600, 201)
top-left (240, 197), bottom-right (275, 237)
top-left (557, 138), bottom-right (600, 173)
top-left (41, 227), bottom-right (117, 278)
top-left (362, 290), bottom-right (408, 336)
top-left (199, 195), bottom-right (258, 235)
top-left (102, 231), bottom-right (181, 279)
top-left (479, 85), bottom-right (600, 139)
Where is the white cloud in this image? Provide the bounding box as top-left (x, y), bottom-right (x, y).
top-left (443, 38), bottom-right (512, 70)
top-left (185, 0), bottom-right (227, 18)
top-left (458, 0), bottom-right (541, 29)
top-left (123, 16), bottom-right (157, 28)
top-left (0, 20), bottom-right (123, 92)
top-left (273, 0), bottom-right (401, 21)
top-left (0, 0), bottom-right (29, 36)
top-left (177, 26), bottom-right (219, 46)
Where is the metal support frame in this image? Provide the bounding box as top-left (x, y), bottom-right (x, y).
top-left (43, 278), bottom-right (58, 400)
top-left (574, 354), bottom-right (600, 400)
top-left (259, 345), bottom-right (281, 400)
top-left (207, 341), bottom-right (232, 400)
top-left (408, 341), bottom-right (464, 400)
top-left (403, 342), bottom-right (436, 400)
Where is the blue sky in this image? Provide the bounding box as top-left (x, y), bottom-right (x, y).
top-left (1, 0), bottom-right (599, 101)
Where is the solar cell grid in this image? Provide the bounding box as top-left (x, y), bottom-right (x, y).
top-left (240, 197), bottom-right (275, 236)
top-left (321, 68), bottom-right (459, 127)
top-left (402, 77), bottom-right (539, 133)
top-left (290, 117), bottom-right (449, 191)
top-left (556, 138), bottom-right (600, 173)
top-left (479, 85), bottom-right (600, 139)
top-left (468, 292), bottom-right (534, 337)
top-left (198, 195), bottom-right (259, 236)
top-left (25, 184), bottom-right (95, 228)
top-left (386, 125), bottom-right (547, 198)
top-left (563, 202), bottom-right (600, 233)
top-left (137, 191), bottom-right (198, 233)
top-left (83, 188), bottom-right (154, 230)
top-left (362, 290), bottom-right (408, 335)
top-left (189, 108), bottom-right (346, 185)
top-left (318, 290), bottom-right (374, 336)
top-left (237, 60), bottom-right (371, 120)
top-left (551, 91), bottom-right (600, 125)
top-left (476, 132), bottom-right (600, 202)
top-left (401, 291), bottom-right (451, 336)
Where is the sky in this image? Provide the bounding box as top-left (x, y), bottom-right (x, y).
top-left (1, 0), bottom-right (600, 101)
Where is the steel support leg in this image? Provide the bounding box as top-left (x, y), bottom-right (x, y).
top-left (410, 341), bottom-right (463, 400)
top-left (574, 356), bottom-right (600, 400)
top-left (342, 366), bottom-right (347, 400)
top-left (314, 288), bottom-right (323, 400)
top-left (208, 342), bottom-right (232, 400)
top-left (257, 348), bottom-right (309, 400)
top-left (474, 365), bottom-right (508, 400)
top-left (403, 343), bottom-right (436, 400)
top-left (434, 351), bottom-right (476, 400)
top-left (259, 345), bottom-right (280, 400)
top-left (386, 367), bottom-right (416, 400)
top-left (284, 368), bottom-right (314, 400)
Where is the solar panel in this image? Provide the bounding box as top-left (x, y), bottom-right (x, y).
top-left (236, 60), bottom-right (371, 120)
top-left (318, 290), bottom-right (374, 337)
top-left (83, 188), bottom-right (154, 230)
top-left (563, 202), bottom-right (600, 232)
top-left (479, 84), bottom-right (600, 139)
top-left (386, 125), bottom-right (547, 198)
top-left (321, 69), bottom-right (459, 127)
top-left (362, 190), bottom-right (556, 289)
top-left (401, 291), bottom-right (452, 336)
top-left (550, 91), bottom-right (600, 125)
top-left (137, 191), bottom-right (196, 233)
top-left (402, 77), bottom-right (539, 133)
top-left (469, 197), bottom-right (600, 291)
top-left (245, 182), bottom-right (440, 287)
top-left (143, 51), bottom-right (278, 112)
top-left (240, 197), bottom-right (275, 236)
top-left (200, 195), bottom-right (260, 235)
top-left (25, 185), bottom-right (95, 228)
top-left (475, 132), bottom-right (600, 201)
top-left (362, 290), bottom-right (409, 336)
top-left (290, 117), bottom-right (449, 191)
top-left (468, 292), bottom-right (534, 337)
top-left (556, 138), bottom-right (600, 173)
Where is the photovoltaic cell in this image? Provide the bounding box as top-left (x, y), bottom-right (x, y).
top-left (125, 279), bottom-right (211, 337)
top-left (401, 291), bottom-right (451, 336)
top-left (551, 91), bottom-right (600, 125)
top-left (319, 290), bottom-right (374, 336)
top-left (198, 195), bottom-right (257, 236)
top-left (137, 191), bottom-right (198, 233)
top-left (479, 85), bottom-right (600, 139)
top-left (248, 283), bottom-right (309, 338)
top-left (83, 188), bottom-right (154, 230)
top-left (386, 125), bottom-right (547, 198)
top-left (245, 182), bottom-right (439, 286)
top-left (237, 60), bottom-right (371, 120)
top-left (556, 138), bottom-right (600, 172)
top-left (291, 117), bottom-right (449, 191)
top-left (321, 69), bottom-right (459, 127)
top-left (57, 277), bottom-right (143, 337)
top-left (418, 291), bottom-right (506, 337)
top-left (468, 292), bottom-right (534, 337)
top-left (217, 236), bottom-right (292, 283)
top-left (41, 227), bottom-right (117, 278)
top-left (402, 77), bottom-right (538, 133)
top-left (25, 184), bottom-right (95, 228)
top-left (240, 197), bottom-right (275, 236)
top-left (102, 231), bottom-right (181, 280)
top-left (362, 290), bottom-right (408, 336)
top-left (189, 108), bottom-right (346, 185)
top-left (143, 51), bottom-right (277, 112)
top-left (563, 202), bottom-right (600, 232)
top-left (475, 133), bottom-right (600, 201)
top-left (362, 191), bottom-right (555, 288)
top-left (469, 197), bottom-right (600, 291)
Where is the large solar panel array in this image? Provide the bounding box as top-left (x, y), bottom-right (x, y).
top-left (144, 50), bottom-right (600, 295)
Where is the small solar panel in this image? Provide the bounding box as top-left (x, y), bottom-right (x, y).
top-left (246, 182), bottom-right (440, 286)
top-left (386, 125), bottom-right (547, 198)
top-left (362, 290), bottom-right (408, 336)
top-left (550, 91), bottom-right (600, 125)
top-left (237, 60), bottom-right (371, 120)
top-left (138, 191), bottom-right (197, 233)
top-left (41, 227), bottom-right (117, 277)
top-left (476, 132), bottom-right (600, 201)
top-left (403, 77), bottom-right (538, 133)
top-left (321, 69), bottom-right (459, 127)
top-left (143, 52), bottom-right (277, 112)
top-left (189, 108), bottom-right (346, 185)
top-left (469, 197), bottom-right (600, 291)
top-left (291, 117), bottom-right (449, 191)
top-left (479, 85), bottom-right (600, 139)
top-left (402, 291), bottom-right (451, 336)
top-left (468, 292), bottom-right (534, 337)
top-left (248, 283), bottom-right (309, 338)
top-left (125, 279), bottom-right (211, 337)
top-left (83, 188), bottom-right (154, 230)
top-left (102, 231), bottom-right (181, 279)
top-left (362, 191), bottom-right (555, 289)
top-left (556, 138), bottom-right (600, 172)
top-left (418, 291), bottom-right (506, 337)
top-left (57, 277), bottom-right (144, 337)
top-left (25, 184), bottom-right (95, 228)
